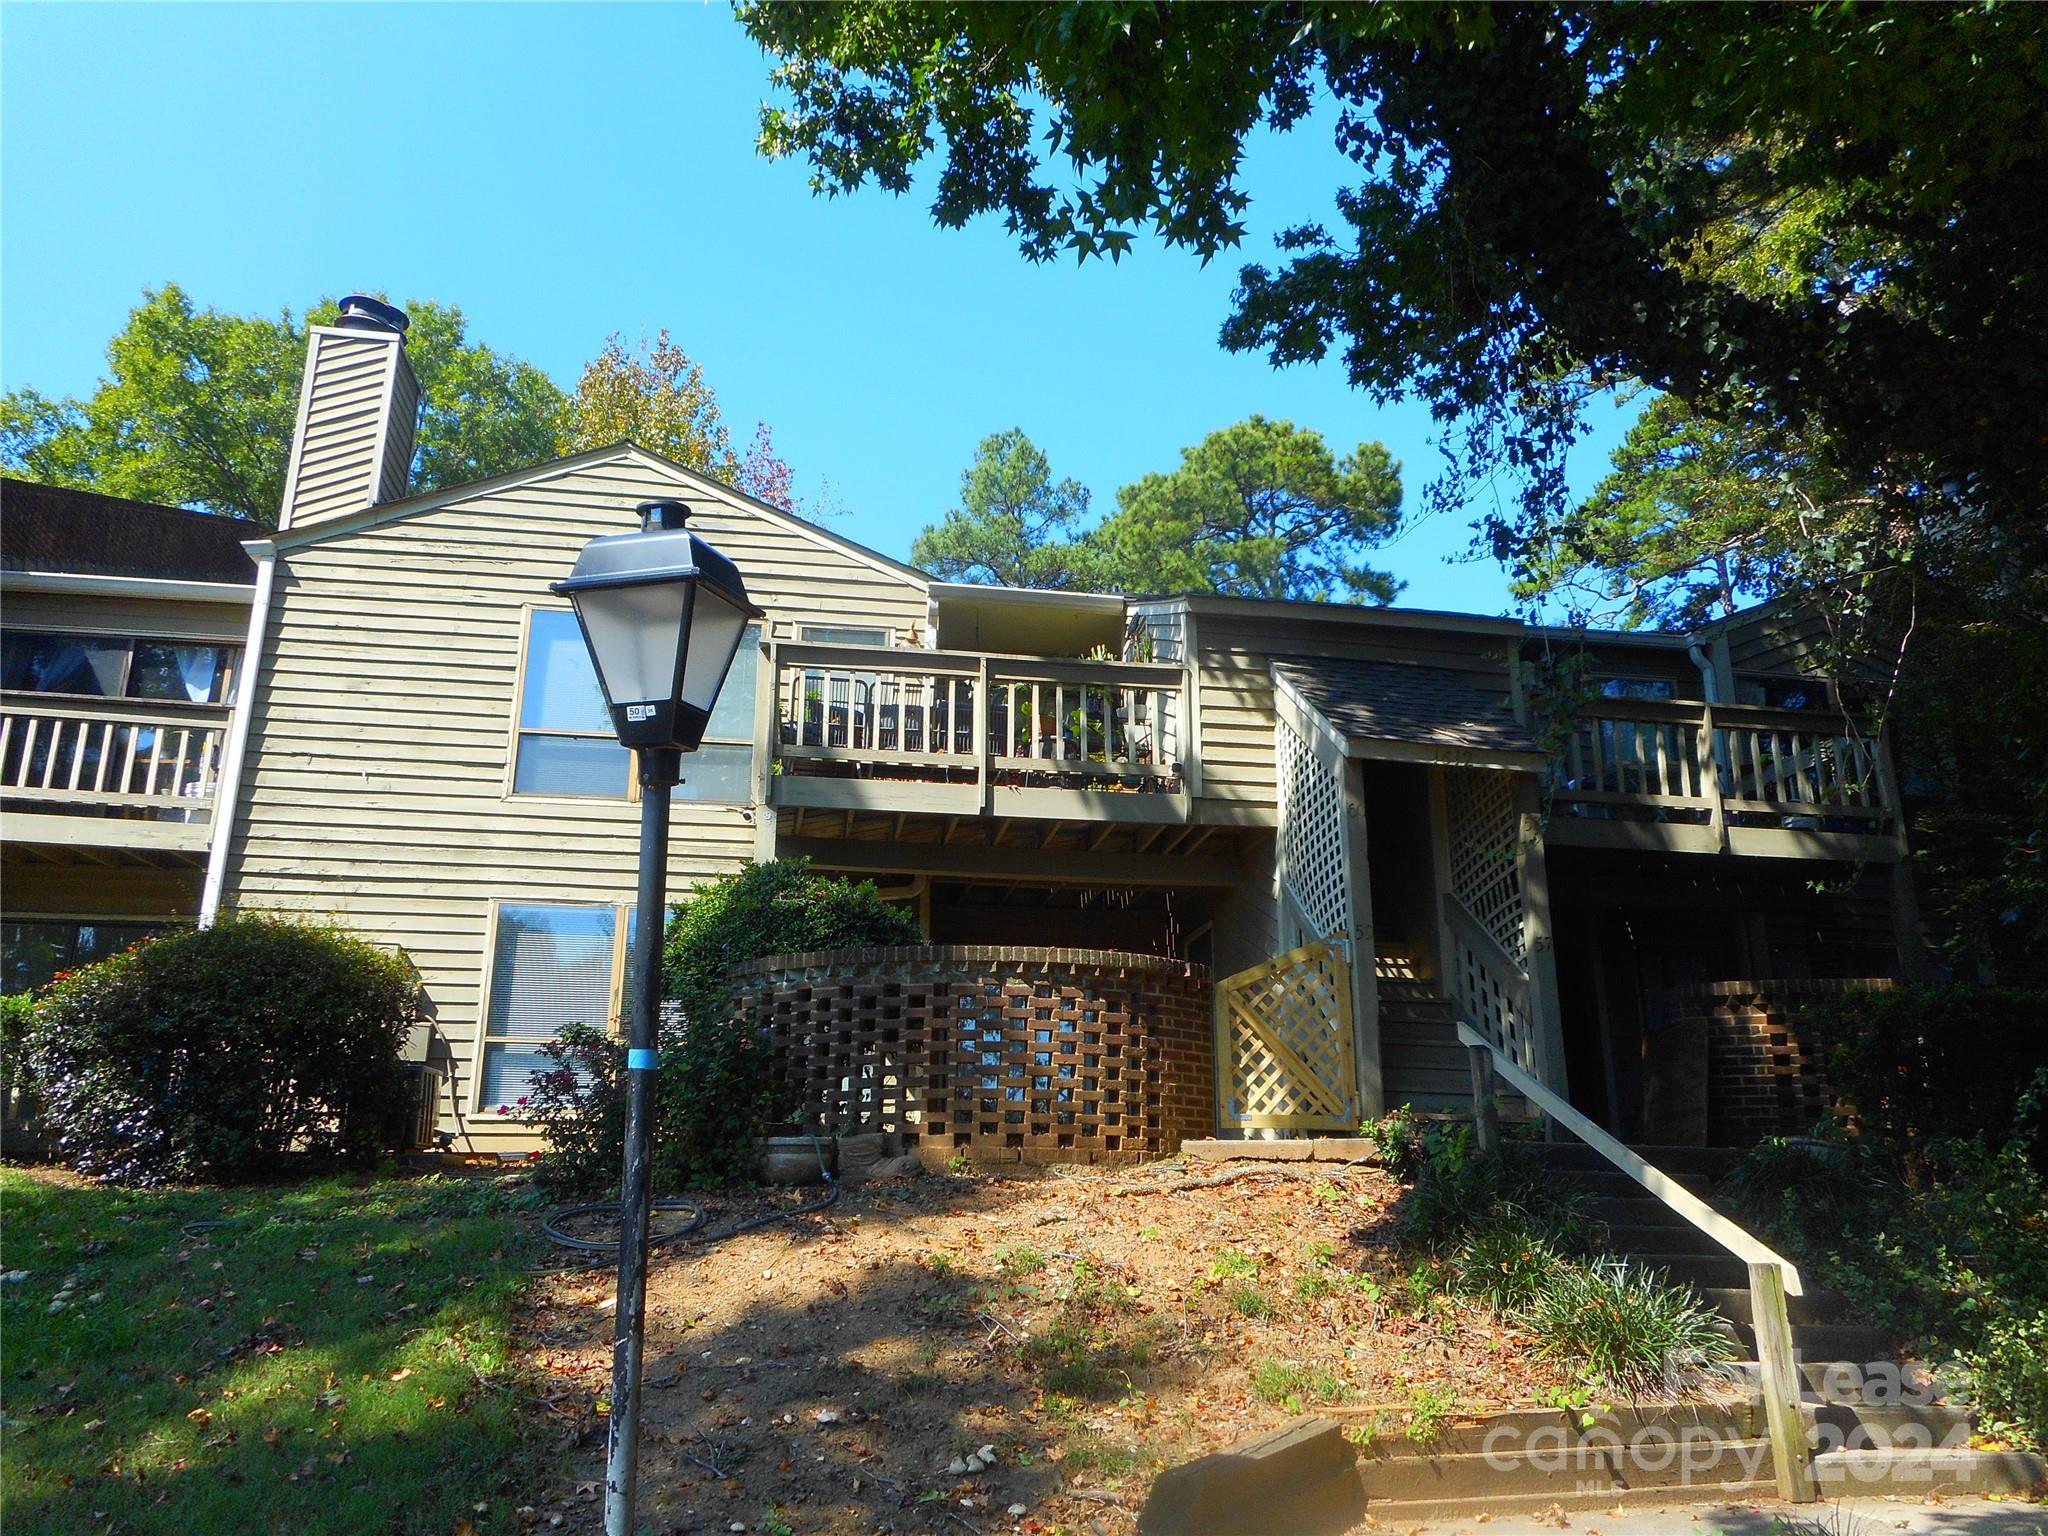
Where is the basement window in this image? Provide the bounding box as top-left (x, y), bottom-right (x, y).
top-left (475, 901), bottom-right (627, 1112)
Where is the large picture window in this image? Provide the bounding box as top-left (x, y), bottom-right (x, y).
top-left (1, 632), bottom-right (239, 705)
top-left (510, 611), bottom-right (761, 802)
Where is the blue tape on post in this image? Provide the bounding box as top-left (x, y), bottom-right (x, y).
top-left (626, 1048), bottom-right (658, 1071)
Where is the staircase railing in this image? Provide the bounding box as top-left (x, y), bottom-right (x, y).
top-left (1457, 1021), bottom-right (1818, 1504)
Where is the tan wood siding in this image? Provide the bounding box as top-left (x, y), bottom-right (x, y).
top-left (223, 453), bottom-right (927, 1144)
top-left (282, 329), bottom-right (411, 531)
top-left (1, 590), bottom-right (249, 643)
top-left (1190, 609), bottom-right (1517, 815)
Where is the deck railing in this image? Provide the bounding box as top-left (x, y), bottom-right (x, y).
top-left (1554, 698), bottom-right (1894, 836)
top-left (0, 697), bottom-right (226, 822)
top-left (768, 641), bottom-right (1187, 810)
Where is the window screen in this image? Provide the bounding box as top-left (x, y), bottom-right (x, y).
top-left (477, 903), bottom-right (619, 1108)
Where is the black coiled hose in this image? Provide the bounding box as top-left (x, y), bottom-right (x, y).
top-left (539, 1133), bottom-right (838, 1268)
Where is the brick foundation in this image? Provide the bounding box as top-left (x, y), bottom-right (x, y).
top-left (1663, 977), bottom-right (1894, 1145)
top-left (731, 946), bottom-right (1214, 1166)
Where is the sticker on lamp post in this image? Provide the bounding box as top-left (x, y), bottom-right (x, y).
top-left (626, 704), bottom-right (656, 722)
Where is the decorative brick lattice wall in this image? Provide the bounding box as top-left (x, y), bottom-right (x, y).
top-left (1665, 978), bottom-right (1894, 1145)
top-left (732, 946), bottom-right (1214, 1165)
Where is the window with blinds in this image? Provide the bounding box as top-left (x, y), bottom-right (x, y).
top-left (476, 902), bottom-right (623, 1109)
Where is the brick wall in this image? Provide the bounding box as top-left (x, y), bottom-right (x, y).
top-left (1663, 977), bottom-right (1893, 1145)
top-left (730, 946), bottom-right (1214, 1166)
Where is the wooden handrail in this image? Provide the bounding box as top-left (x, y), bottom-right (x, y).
top-left (1456, 1020), bottom-right (1818, 1503)
top-left (0, 695), bottom-right (231, 731)
top-left (1456, 1020), bottom-right (1801, 1290)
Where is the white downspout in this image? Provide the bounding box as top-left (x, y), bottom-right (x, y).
top-left (1686, 640), bottom-right (1719, 703)
top-left (199, 540), bottom-right (279, 926)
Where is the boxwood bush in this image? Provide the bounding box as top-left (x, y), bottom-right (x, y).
top-left (528, 858), bottom-right (923, 1195)
top-left (20, 915), bottom-right (420, 1185)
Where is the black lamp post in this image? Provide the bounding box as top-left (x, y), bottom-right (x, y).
top-left (551, 499), bottom-right (760, 1536)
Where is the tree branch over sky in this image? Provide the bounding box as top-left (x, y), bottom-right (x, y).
top-left (741, 2), bottom-right (2048, 585)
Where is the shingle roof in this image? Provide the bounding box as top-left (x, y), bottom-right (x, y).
top-left (1272, 656), bottom-right (1543, 759)
top-left (1, 479), bottom-right (257, 584)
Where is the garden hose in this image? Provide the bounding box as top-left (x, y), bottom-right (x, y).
top-left (538, 1131), bottom-right (839, 1268)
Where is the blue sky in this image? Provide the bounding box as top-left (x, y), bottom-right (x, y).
top-left (2, 2), bottom-right (1637, 614)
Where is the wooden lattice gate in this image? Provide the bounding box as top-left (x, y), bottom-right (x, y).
top-left (1216, 939), bottom-right (1358, 1132)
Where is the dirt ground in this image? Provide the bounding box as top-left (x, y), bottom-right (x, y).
top-left (517, 1157), bottom-right (1577, 1535)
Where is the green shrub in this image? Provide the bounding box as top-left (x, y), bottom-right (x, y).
top-left (20, 916), bottom-right (419, 1185)
top-left (1455, 1222), bottom-right (1565, 1313)
top-left (1731, 1127), bottom-right (2048, 1446)
top-left (1807, 984), bottom-right (2048, 1166)
top-left (1519, 1258), bottom-right (1733, 1392)
top-left (1, 992), bottom-right (35, 1098)
top-left (529, 859), bottom-right (923, 1195)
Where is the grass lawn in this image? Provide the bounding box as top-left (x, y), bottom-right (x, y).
top-left (1, 1166), bottom-right (553, 1535)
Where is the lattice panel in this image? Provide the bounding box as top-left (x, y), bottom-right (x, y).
top-left (1277, 718), bottom-right (1350, 944)
top-left (1444, 768), bottom-right (1525, 963)
top-left (1219, 941), bottom-right (1356, 1130)
top-left (1451, 927), bottom-right (1537, 1076)
top-left (739, 948), bottom-right (1214, 1165)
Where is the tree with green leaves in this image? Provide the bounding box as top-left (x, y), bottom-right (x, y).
top-left (910, 428), bottom-right (1099, 588)
top-left (1512, 392), bottom-right (1870, 630)
top-left (1, 285), bottom-right (565, 528)
top-left (740, 2), bottom-right (2048, 585)
top-left (1094, 415), bottom-right (1401, 602)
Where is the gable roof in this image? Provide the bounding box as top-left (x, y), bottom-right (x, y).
top-left (1272, 656), bottom-right (1546, 767)
top-left (266, 442), bottom-right (928, 590)
top-left (2, 478), bottom-right (257, 584)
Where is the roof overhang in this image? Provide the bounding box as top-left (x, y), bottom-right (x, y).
top-left (1272, 660), bottom-right (1550, 773)
top-left (927, 582), bottom-right (1126, 655)
top-left (0, 569), bottom-right (254, 605)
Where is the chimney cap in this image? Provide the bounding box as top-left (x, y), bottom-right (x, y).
top-left (336, 295), bottom-right (410, 337)
top-left (637, 499), bottom-right (692, 532)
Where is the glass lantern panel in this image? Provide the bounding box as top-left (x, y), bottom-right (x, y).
top-left (679, 587), bottom-right (749, 716)
top-left (574, 582), bottom-right (690, 706)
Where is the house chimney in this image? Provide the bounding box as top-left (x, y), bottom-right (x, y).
top-left (276, 294), bottom-right (421, 531)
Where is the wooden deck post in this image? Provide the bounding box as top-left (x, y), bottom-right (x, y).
top-left (1466, 1044), bottom-right (1499, 1154)
top-left (1343, 758), bottom-right (1383, 1120)
top-left (1748, 1260), bottom-right (1818, 1502)
top-left (1513, 774), bottom-right (1569, 1101)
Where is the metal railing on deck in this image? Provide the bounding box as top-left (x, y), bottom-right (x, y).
top-left (1457, 1020), bottom-right (1819, 1503)
top-left (0, 698), bottom-right (225, 820)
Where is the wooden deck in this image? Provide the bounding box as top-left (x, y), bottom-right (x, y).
top-left (0, 696), bottom-right (225, 854)
top-left (762, 639), bottom-right (1194, 823)
top-left (1546, 697), bottom-right (1904, 861)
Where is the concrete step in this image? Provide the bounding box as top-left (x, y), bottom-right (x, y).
top-left (1359, 1478), bottom-right (1779, 1525)
top-left (1699, 1285), bottom-right (1851, 1327)
top-left (1798, 1358), bottom-right (1946, 1403)
top-left (1814, 1447), bottom-right (2048, 1496)
top-left (1584, 1193), bottom-right (1730, 1227)
top-left (1356, 1402), bottom-right (1762, 1460)
top-left (1603, 1222), bottom-right (1736, 1258)
top-left (1360, 1435), bottom-right (1778, 1501)
top-left (1568, 1168), bottom-right (1717, 1200)
top-left (1537, 1141), bottom-right (1747, 1177)
top-left (1714, 1320), bottom-right (1892, 1363)
top-left (1785, 1323), bottom-right (1894, 1364)
top-left (1620, 1252), bottom-right (1752, 1289)
top-left (1810, 1399), bottom-right (1977, 1450)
